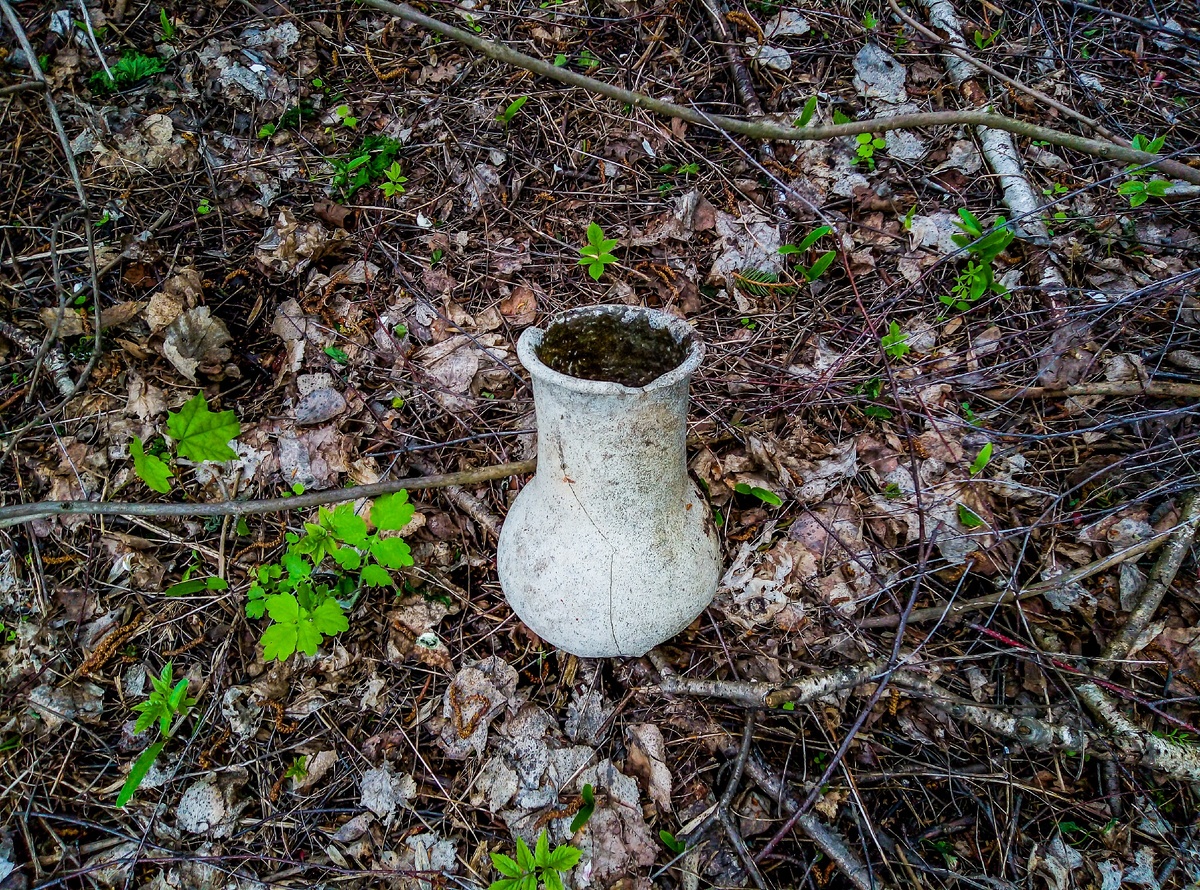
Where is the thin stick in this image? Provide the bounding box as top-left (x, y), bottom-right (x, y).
top-left (887, 0), bottom-right (1199, 187)
top-left (859, 527), bottom-right (1177, 628)
top-left (357, 0), bottom-right (1200, 184)
top-left (0, 460), bottom-right (536, 529)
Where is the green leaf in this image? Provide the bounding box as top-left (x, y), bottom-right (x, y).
top-left (797, 95), bottom-right (818, 127)
top-left (570, 802), bottom-right (594, 833)
top-left (324, 345), bottom-right (349, 364)
top-left (796, 225), bottom-right (832, 253)
top-left (806, 250), bottom-right (836, 281)
top-left (295, 619), bottom-right (322, 657)
top-left (131, 436), bottom-right (173, 493)
top-left (265, 593), bottom-right (300, 623)
top-left (957, 504), bottom-right (985, 528)
top-left (969, 442), bottom-right (993, 475)
top-left (660, 830), bottom-right (686, 854)
top-left (832, 109), bottom-right (851, 124)
top-left (164, 576), bottom-right (228, 596)
top-left (371, 536), bottom-right (414, 568)
top-left (734, 482), bottom-right (783, 506)
top-left (371, 491), bottom-right (415, 530)
top-left (498, 95), bottom-right (528, 123)
top-left (360, 563), bottom-right (394, 587)
top-left (535, 831), bottom-right (550, 868)
top-left (261, 622), bottom-right (298, 662)
top-left (167, 393), bottom-right (240, 462)
top-left (881, 320), bottom-right (910, 359)
top-left (545, 844), bottom-right (582, 870)
top-left (116, 741), bottom-right (165, 807)
top-left (543, 871), bottom-right (565, 890)
top-left (330, 545), bottom-right (362, 570)
top-left (328, 505), bottom-right (368, 546)
top-left (516, 837), bottom-right (535, 873)
top-left (491, 854), bottom-right (523, 879)
top-left (310, 597), bottom-right (349, 636)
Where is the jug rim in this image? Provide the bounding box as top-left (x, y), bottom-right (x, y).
top-left (516, 304), bottom-right (704, 394)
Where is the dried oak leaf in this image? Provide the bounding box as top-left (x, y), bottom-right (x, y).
top-left (160, 307), bottom-right (233, 382)
top-left (437, 657), bottom-right (519, 759)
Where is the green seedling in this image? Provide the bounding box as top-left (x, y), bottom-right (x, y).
top-left (285, 756), bottom-right (308, 780)
top-left (553, 53), bottom-right (568, 66)
top-left (577, 48), bottom-right (600, 68)
top-left (973, 29), bottom-right (997, 49)
top-left (881, 321), bottom-right (909, 359)
top-left (89, 52), bottom-right (165, 92)
top-left (1119, 134), bottom-right (1169, 207)
top-left (957, 504), bottom-right (984, 528)
top-left (778, 226), bottom-right (836, 281)
top-left (1118, 178), bottom-right (1169, 208)
top-left (578, 222), bottom-right (618, 280)
top-left (159, 8), bottom-right (177, 39)
top-left (969, 442), bottom-right (993, 475)
top-left (430, 248), bottom-right (444, 265)
top-left (498, 96), bottom-right (528, 125)
top-left (333, 104), bottom-right (358, 128)
top-left (855, 132), bottom-right (887, 170)
top-left (795, 95), bottom-right (818, 128)
top-left (857, 376), bottom-right (893, 420)
top-left (735, 482), bottom-right (782, 506)
top-left (324, 346), bottom-right (349, 364)
top-left (331, 135), bottom-right (402, 200)
top-left (570, 784), bottom-right (595, 832)
top-left (131, 394), bottom-right (240, 495)
top-left (196, 198), bottom-right (212, 215)
top-left (862, 10), bottom-right (877, 28)
top-left (940, 208), bottom-right (1014, 313)
top-left (489, 830), bottom-right (582, 890)
top-left (247, 492), bottom-right (415, 661)
top-left (118, 662), bottom-right (197, 807)
top-left (833, 109), bottom-right (852, 125)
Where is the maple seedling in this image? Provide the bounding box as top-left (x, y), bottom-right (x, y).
top-left (578, 222), bottom-right (619, 281)
top-left (130, 393), bottom-right (240, 494)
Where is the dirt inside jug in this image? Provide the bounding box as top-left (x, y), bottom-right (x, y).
top-left (537, 311), bottom-right (690, 387)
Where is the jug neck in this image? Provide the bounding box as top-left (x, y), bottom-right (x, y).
top-left (532, 375), bottom-right (691, 507)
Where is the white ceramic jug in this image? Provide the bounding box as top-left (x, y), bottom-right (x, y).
top-left (497, 305), bottom-right (721, 657)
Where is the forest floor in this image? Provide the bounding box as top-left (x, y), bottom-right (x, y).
top-left (1, 0), bottom-right (1200, 887)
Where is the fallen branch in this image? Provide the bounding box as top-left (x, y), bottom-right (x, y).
top-left (358, 0), bottom-right (1200, 184)
top-left (0, 460), bottom-right (536, 529)
top-left (1098, 490), bottom-right (1200, 677)
top-left (980, 382), bottom-right (1200, 400)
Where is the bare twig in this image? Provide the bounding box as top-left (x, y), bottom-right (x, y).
top-left (356, 0), bottom-right (1200, 184)
top-left (0, 460), bottom-right (536, 529)
top-left (859, 528), bottom-right (1178, 628)
top-left (407, 455), bottom-right (503, 539)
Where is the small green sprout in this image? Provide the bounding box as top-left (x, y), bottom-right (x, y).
top-left (498, 96), bottom-right (528, 125)
top-left (881, 321), bottom-right (909, 359)
top-left (578, 222), bottom-right (618, 280)
top-left (735, 482), bottom-right (783, 506)
top-left (855, 132), bottom-right (887, 169)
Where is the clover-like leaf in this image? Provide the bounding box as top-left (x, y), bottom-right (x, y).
top-left (371, 491), bottom-right (415, 531)
top-left (371, 536), bottom-right (414, 569)
top-left (166, 393), bottom-right (240, 462)
top-left (261, 622), bottom-right (299, 662)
